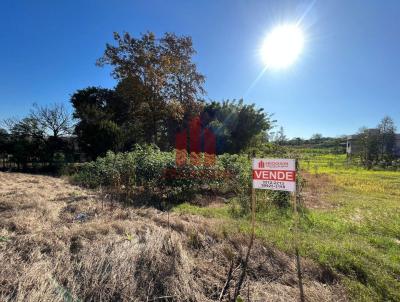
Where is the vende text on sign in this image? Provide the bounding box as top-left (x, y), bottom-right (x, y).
top-left (252, 158), bottom-right (296, 192)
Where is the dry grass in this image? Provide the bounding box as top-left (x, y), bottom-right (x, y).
top-left (0, 172), bottom-right (346, 301)
top-left (301, 172), bottom-right (340, 210)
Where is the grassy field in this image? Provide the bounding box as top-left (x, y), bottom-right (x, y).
top-left (0, 172), bottom-right (345, 302)
top-left (174, 152), bottom-right (400, 301)
top-left (1, 151), bottom-right (398, 301)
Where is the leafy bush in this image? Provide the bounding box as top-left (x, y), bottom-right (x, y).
top-left (72, 150), bottom-right (137, 189)
top-left (72, 145), bottom-right (234, 203)
top-left (71, 146), bottom-right (296, 208)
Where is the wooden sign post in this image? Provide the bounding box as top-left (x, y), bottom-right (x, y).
top-left (292, 187), bottom-right (305, 302)
top-left (252, 158), bottom-right (304, 302)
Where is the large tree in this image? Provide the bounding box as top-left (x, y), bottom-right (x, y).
top-left (30, 103), bottom-right (72, 138)
top-left (70, 87), bottom-right (125, 159)
top-left (30, 103), bottom-right (73, 160)
top-left (96, 31), bottom-right (205, 146)
top-left (71, 32), bottom-right (273, 157)
top-left (202, 100), bottom-right (272, 154)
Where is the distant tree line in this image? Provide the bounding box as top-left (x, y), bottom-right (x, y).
top-left (277, 116), bottom-right (399, 167)
top-left (0, 103), bottom-right (75, 171)
top-left (279, 131), bottom-right (346, 154)
top-left (0, 32), bottom-right (272, 170)
top-left (281, 116), bottom-right (399, 168)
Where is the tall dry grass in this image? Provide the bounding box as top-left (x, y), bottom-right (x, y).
top-left (0, 172), bottom-right (346, 301)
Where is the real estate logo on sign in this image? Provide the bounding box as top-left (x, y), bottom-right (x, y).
top-left (252, 158), bottom-right (296, 192)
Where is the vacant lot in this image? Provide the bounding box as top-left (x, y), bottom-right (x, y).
top-left (0, 172), bottom-right (345, 302)
top-left (176, 154), bottom-right (400, 301)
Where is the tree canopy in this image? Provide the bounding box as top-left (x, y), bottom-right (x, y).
top-left (69, 32), bottom-right (272, 158)
top-left (96, 32), bottom-right (205, 145)
top-left (202, 100), bottom-right (272, 154)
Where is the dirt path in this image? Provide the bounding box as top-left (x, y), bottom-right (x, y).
top-left (0, 172), bottom-right (346, 301)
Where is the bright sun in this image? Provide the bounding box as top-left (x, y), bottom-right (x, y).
top-left (261, 24), bottom-right (304, 69)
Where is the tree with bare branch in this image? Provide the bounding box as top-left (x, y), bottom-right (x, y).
top-left (30, 103), bottom-right (72, 138)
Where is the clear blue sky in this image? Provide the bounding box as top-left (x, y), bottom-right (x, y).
top-left (1, 0), bottom-right (399, 138)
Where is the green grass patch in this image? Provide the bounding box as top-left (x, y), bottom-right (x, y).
top-left (173, 153), bottom-right (400, 301)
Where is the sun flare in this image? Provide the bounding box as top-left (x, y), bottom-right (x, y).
top-left (261, 24), bottom-right (304, 69)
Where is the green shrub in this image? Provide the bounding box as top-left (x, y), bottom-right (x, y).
top-left (71, 146), bottom-right (298, 208)
top-left (71, 151), bottom-right (136, 189)
top-left (72, 146), bottom-right (242, 203)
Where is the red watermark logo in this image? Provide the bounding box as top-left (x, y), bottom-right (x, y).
top-left (175, 116), bottom-right (216, 167)
top-left (164, 116), bottom-right (231, 180)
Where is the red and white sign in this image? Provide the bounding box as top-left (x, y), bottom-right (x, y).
top-left (252, 158), bottom-right (296, 192)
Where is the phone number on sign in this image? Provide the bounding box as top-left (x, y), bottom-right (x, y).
top-left (259, 180), bottom-right (286, 189)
